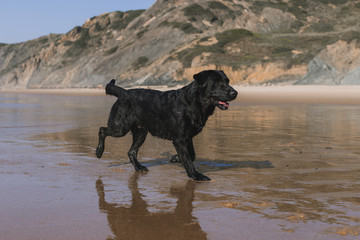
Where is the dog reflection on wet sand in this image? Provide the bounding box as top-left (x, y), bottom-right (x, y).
top-left (96, 174), bottom-right (206, 239)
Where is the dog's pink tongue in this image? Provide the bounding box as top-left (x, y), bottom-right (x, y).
top-left (219, 101), bottom-right (229, 108)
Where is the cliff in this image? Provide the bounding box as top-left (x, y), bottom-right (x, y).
top-left (1, 0), bottom-right (360, 89)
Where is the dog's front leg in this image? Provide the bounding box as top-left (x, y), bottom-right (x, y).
top-left (170, 139), bottom-right (195, 163)
top-left (173, 139), bottom-right (211, 181)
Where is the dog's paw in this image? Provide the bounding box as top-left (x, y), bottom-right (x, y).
top-left (135, 164), bottom-right (149, 172)
top-left (170, 154), bottom-right (182, 163)
top-left (192, 172), bottom-right (211, 182)
top-left (95, 145), bottom-right (104, 158)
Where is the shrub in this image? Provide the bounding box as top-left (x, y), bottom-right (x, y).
top-left (317, 0), bottom-right (349, 5)
top-left (215, 29), bottom-right (253, 48)
top-left (309, 22), bottom-right (334, 32)
top-left (94, 22), bottom-right (104, 32)
top-left (160, 21), bottom-right (202, 34)
top-left (208, 1), bottom-right (229, 10)
top-left (340, 30), bottom-right (360, 44)
top-left (176, 29), bottom-right (254, 67)
top-left (272, 47), bottom-right (293, 55)
top-left (137, 27), bottom-right (148, 39)
top-left (63, 40), bottom-right (73, 46)
top-left (132, 56), bottom-right (148, 69)
top-left (39, 37), bottom-right (48, 44)
top-left (105, 46), bottom-right (118, 55)
top-left (64, 28), bottom-right (90, 57)
top-left (183, 3), bottom-right (217, 22)
top-left (250, 1), bottom-right (288, 13)
top-left (109, 10), bottom-right (145, 31)
top-left (177, 46), bottom-right (212, 67)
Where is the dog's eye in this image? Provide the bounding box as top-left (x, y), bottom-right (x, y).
top-left (221, 79), bottom-right (229, 86)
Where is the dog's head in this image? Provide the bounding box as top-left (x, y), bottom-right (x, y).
top-left (193, 70), bottom-right (237, 110)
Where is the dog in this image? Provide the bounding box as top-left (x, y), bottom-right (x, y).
top-left (96, 70), bottom-right (237, 181)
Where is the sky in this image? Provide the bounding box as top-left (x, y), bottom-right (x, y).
top-left (0, 0), bottom-right (156, 44)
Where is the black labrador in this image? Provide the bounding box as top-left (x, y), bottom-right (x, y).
top-left (96, 70), bottom-right (237, 181)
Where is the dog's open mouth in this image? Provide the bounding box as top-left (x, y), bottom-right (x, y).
top-left (212, 98), bottom-right (229, 110)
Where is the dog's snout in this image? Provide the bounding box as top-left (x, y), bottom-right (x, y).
top-left (229, 88), bottom-right (238, 99)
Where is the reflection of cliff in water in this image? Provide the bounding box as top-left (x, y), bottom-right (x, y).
top-left (33, 102), bottom-right (360, 164)
top-left (96, 173), bottom-right (207, 240)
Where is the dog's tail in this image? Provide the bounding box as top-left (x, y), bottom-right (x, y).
top-left (105, 79), bottom-right (125, 98)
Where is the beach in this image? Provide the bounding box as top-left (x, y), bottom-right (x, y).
top-left (1, 86), bottom-right (360, 239)
top-left (237, 85), bottom-right (360, 104)
top-left (3, 85), bottom-right (360, 103)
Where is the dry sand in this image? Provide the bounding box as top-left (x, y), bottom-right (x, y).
top-left (2, 85), bottom-right (360, 104)
top-left (235, 85), bottom-right (360, 104)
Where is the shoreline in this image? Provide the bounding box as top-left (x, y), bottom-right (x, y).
top-left (2, 86), bottom-right (360, 239)
top-left (2, 85), bottom-right (360, 104)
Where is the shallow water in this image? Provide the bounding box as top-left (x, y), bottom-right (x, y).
top-left (1, 91), bottom-right (360, 239)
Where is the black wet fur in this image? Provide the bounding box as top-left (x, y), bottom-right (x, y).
top-left (96, 70), bottom-right (237, 181)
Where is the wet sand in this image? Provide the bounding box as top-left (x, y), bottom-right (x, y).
top-left (1, 86), bottom-right (360, 239)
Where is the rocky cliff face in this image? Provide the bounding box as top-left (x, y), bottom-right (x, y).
top-left (1, 0), bottom-right (360, 89)
top-left (296, 36), bottom-right (360, 85)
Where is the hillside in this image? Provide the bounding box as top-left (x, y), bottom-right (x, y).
top-left (1, 0), bottom-right (360, 89)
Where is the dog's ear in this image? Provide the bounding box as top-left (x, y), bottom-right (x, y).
top-left (193, 71), bottom-right (209, 86)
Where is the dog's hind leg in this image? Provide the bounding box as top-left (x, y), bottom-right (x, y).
top-left (128, 127), bottom-right (149, 172)
top-left (173, 139), bottom-right (210, 181)
top-left (96, 127), bottom-right (108, 158)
